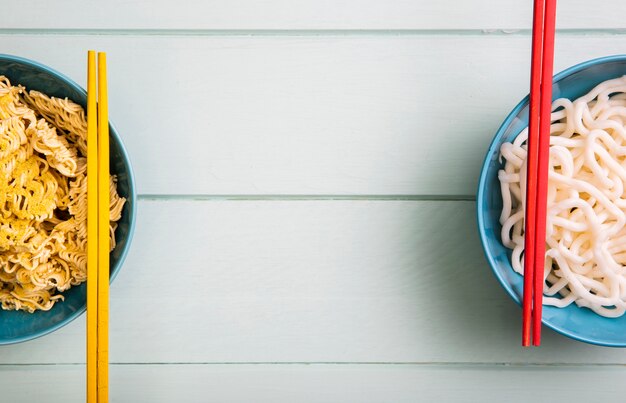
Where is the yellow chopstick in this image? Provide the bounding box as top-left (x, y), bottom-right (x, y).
top-left (87, 50), bottom-right (111, 403)
top-left (97, 52), bottom-right (110, 403)
top-left (86, 50), bottom-right (98, 403)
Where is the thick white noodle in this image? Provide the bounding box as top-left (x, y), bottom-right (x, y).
top-left (498, 75), bottom-right (626, 318)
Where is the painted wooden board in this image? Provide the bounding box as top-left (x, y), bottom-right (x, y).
top-left (0, 363), bottom-right (624, 402)
top-left (2, 34), bottom-right (626, 195)
top-left (2, 1), bottom-right (626, 30)
top-left (2, 200), bottom-right (626, 365)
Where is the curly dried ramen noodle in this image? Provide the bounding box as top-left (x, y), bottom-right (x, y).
top-left (499, 76), bottom-right (626, 318)
top-left (0, 76), bottom-right (125, 312)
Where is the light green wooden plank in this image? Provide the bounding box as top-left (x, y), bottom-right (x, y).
top-left (0, 363), bottom-right (624, 402)
top-left (2, 1), bottom-right (625, 30)
top-left (1, 200), bottom-right (626, 364)
top-left (2, 34), bottom-right (626, 195)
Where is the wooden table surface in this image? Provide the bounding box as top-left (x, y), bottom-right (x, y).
top-left (2, 1), bottom-right (626, 401)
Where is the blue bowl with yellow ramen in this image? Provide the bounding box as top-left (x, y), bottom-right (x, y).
top-left (0, 54), bottom-right (136, 344)
top-left (477, 55), bottom-right (626, 347)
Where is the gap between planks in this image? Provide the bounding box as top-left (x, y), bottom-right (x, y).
top-left (2, 362), bottom-right (626, 367)
top-left (136, 195), bottom-right (476, 201)
top-left (0, 28), bottom-right (625, 37)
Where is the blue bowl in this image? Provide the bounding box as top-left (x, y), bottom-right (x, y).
top-left (477, 55), bottom-right (626, 347)
top-left (0, 54), bottom-right (136, 344)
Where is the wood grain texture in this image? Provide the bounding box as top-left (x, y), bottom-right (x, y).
top-left (2, 34), bottom-right (626, 195)
top-left (3, 1), bottom-right (624, 400)
top-left (1, 363), bottom-right (625, 402)
top-left (3, 200), bottom-right (626, 365)
top-left (2, 1), bottom-right (626, 30)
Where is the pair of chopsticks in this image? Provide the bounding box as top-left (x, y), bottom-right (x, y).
top-left (87, 50), bottom-right (111, 401)
top-left (522, 0), bottom-right (557, 347)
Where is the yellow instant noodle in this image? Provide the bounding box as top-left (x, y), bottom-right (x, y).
top-left (0, 76), bottom-right (125, 313)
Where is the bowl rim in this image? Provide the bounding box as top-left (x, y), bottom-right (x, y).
top-left (0, 53), bottom-right (137, 345)
top-left (477, 54), bottom-right (626, 347)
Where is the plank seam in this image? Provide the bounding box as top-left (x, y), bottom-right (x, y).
top-left (1, 362), bottom-right (625, 367)
top-left (136, 195), bottom-right (476, 201)
top-left (1, 28), bottom-right (626, 37)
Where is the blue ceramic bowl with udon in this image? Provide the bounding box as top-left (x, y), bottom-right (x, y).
top-left (0, 54), bottom-right (136, 344)
top-left (477, 55), bottom-right (626, 347)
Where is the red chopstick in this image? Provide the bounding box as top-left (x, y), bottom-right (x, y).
top-left (533, 0), bottom-right (557, 347)
top-left (523, 0), bottom-right (557, 347)
top-left (523, 0), bottom-right (544, 347)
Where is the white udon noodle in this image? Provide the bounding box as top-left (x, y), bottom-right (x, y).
top-left (0, 76), bottom-right (125, 313)
top-left (499, 75), bottom-right (626, 318)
